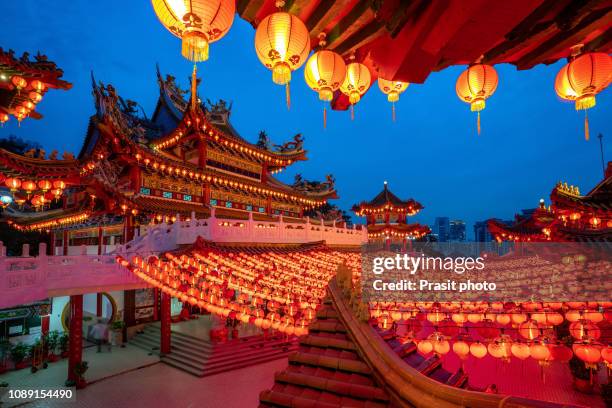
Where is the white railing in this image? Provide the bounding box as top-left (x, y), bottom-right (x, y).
top-left (0, 211), bottom-right (367, 309)
top-left (0, 242), bottom-right (144, 309)
top-left (115, 209), bottom-right (368, 255)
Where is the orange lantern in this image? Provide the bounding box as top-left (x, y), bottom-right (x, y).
top-left (452, 341), bottom-right (470, 360)
top-left (340, 60), bottom-right (371, 120)
top-left (589, 216), bottom-right (601, 227)
top-left (21, 180), bottom-right (36, 196)
top-left (0, 113), bottom-right (9, 126)
top-left (601, 345), bottom-right (612, 368)
top-left (573, 342), bottom-right (601, 369)
top-left (470, 341), bottom-right (487, 359)
top-left (151, 0), bottom-right (235, 62)
top-left (455, 64), bottom-right (498, 135)
top-left (530, 343), bottom-right (551, 365)
top-left (255, 9), bottom-right (310, 109)
top-left (519, 320), bottom-right (541, 340)
top-left (304, 38), bottom-right (346, 128)
top-left (554, 52), bottom-right (612, 140)
top-left (546, 312), bottom-right (564, 326)
top-left (11, 75), bottom-right (27, 92)
top-left (377, 78), bottom-right (409, 121)
top-left (511, 343), bottom-right (531, 360)
top-left (29, 91), bottom-right (42, 103)
top-left (37, 180), bottom-right (52, 192)
top-left (30, 80), bottom-right (46, 92)
top-left (569, 320), bottom-right (601, 340)
top-left (5, 177), bottom-right (21, 191)
top-left (417, 339), bottom-right (433, 355)
top-left (22, 101), bottom-right (35, 111)
top-left (488, 336), bottom-right (512, 361)
top-left (53, 180), bottom-right (66, 189)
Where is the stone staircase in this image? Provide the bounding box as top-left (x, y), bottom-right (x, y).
top-left (130, 324), bottom-right (298, 377)
top-left (259, 298), bottom-right (390, 408)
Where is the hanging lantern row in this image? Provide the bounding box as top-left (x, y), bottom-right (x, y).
top-left (117, 248), bottom-right (362, 336)
top-left (1, 77), bottom-right (47, 126)
top-left (152, 3), bottom-right (610, 135)
top-left (8, 212), bottom-right (89, 232)
top-left (1, 177), bottom-right (66, 209)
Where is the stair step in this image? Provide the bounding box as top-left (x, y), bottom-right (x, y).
top-left (202, 351), bottom-right (293, 378)
top-left (161, 357), bottom-right (204, 377)
top-left (163, 353), bottom-right (206, 371)
top-left (209, 337), bottom-right (296, 359)
top-left (168, 346), bottom-right (209, 363)
top-left (206, 341), bottom-right (297, 365)
top-left (289, 352), bottom-right (370, 375)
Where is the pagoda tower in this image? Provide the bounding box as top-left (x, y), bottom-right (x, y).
top-left (352, 181), bottom-right (430, 250)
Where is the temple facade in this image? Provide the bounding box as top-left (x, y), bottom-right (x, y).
top-left (488, 163), bottom-right (612, 242)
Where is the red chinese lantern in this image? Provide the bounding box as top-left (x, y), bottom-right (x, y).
top-left (455, 64), bottom-right (499, 135)
top-left (496, 313), bottom-right (511, 326)
top-left (511, 312), bottom-right (528, 325)
top-left (438, 319), bottom-right (460, 338)
top-left (5, 177), bottom-right (21, 191)
top-left (477, 319), bottom-right (500, 339)
top-left (340, 59), bottom-right (371, 119)
top-left (255, 9), bottom-right (310, 109)
top-left (152, 0), bottom-right (235, 62)
top-left (470, 341), bottom-right (487, 359)
top-left (21, 180), bottom-right (36, 196)
top-left (451, 313), bottom-right (467, 326)
top-left (583, 310), bottom-right (604, 323)
top-left (378, 77), bottom-right (409, 121)
top-left (573, 342), bottom-right (601, 368)
top-left (530, 343), bottom-right (551, 365)
top-left (554, 52), bottom-right (612, 140)
top-left (488, 336), bottom-right (512, 361)
top-left (11, 75), bottom-right (27, 92)
top-left (511, 343), bottom-right (531, 360)
top-left (519, 320), bottom-right (541, 340)
top-left (550, 344), bottom-right (573, 362)
top-left (452, 341), bottom-right (470, 360)
top-left (417, 339), bottom-right (433, 355)
top-left (30, 79), bottom-right (46, 92)
top-left (601, 346), bottom-right (612, 368)
top-left (546, 312), bottom-right (564, 326)
top-left (22, 101), bottom-right (35, 111)
top-left (569, 320), bottom-right (601, 340)
top-left (0, 113), bottom-right (8, 126)
top-left (29, 91), bottom-right (42, 103)
top-left (37, 180), bottom-right (52, 192)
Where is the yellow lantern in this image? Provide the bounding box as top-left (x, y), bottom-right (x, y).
top-left (340, 60), bottom-right (371, 120)
top-left (455, 64), bottom-right (498, 135)
top-left (255, 6), bottom-right (310, 109)
top-left (304, 34), bottom-right (346, 128)
top-left (151, 0), bottom-right (235, 62)
top-left (554, 52), bottom-right (612, 140)
top-left (377, 77), bottom-right (409, 121)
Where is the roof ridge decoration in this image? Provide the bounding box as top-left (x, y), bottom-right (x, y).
top-left (291, 173), bottom-right (336, 197)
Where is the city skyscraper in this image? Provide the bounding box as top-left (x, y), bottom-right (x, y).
top-left (449, 220), bottom-right (466, 241)
top-left (433, 217), bottom-right (450, 242)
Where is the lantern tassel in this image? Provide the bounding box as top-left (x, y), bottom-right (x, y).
top-left (477, 111), bottom-right (481, 136)
top-left (323, 106), bottom-right (327, 129)
top-left (584, 111), bottom-right (589, 141)
top-left (351, 104), bottom-right (354, 121)
top-left (392, 102), bottom-right (396, 122)
top-left (286, 83), bottom-right (290, 110)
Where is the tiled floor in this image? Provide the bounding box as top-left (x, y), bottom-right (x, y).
top-left (0, 344), bottom-right (159, 407)
top-left (24, 358), bottom-right (287, 408)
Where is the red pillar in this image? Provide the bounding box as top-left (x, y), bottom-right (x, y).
top-left (96, 293), bottom-right (103, 317)
top-left (62, 230), bottom-right (69, 256)
top-left (41, 315), bottom-right (50, 337)
top-left (68, 295), bottom-right (83, 383)
top-left (97, 227), bottom-right (103, 255)
top-left (160, 291), bottom-right (171, 355)
top-left (153, 288), bottom-right (159, 321)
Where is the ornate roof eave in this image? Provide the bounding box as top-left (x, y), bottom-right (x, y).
top-left (0, 147), bottom-right (82, 180)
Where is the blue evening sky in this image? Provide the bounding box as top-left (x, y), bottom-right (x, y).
top-left (1, 1), bottom-right (610, 238)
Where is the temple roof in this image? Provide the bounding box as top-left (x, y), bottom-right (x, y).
top-left (0, 48), bottom-right (72, 123)
top-left (352, 182), bottom-right (423, 214)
